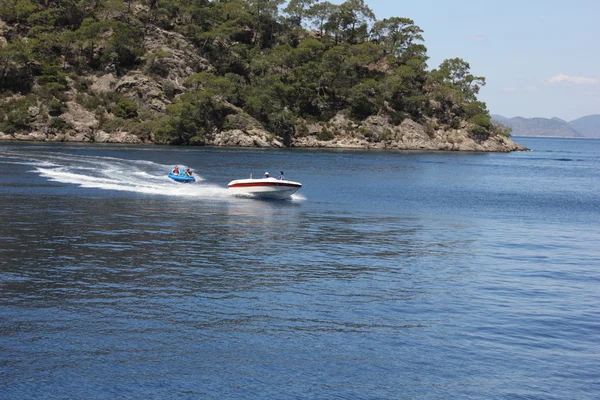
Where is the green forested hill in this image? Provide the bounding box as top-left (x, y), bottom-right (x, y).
top-left (0, 0), bottom-right (512, 146)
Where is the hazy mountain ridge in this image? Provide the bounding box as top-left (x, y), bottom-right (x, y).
top-left (491, 114), bottom-right (600, 138)
top-left (569, 115), bottom-right (600, 138)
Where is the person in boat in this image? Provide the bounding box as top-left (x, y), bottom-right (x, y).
top-left (264, 172), bottom-right (270, 178)
top-left (279, 171), bottom-right (284, 180)
top-left (185, 167), bottom-right (193, 177)
top-left (172, 165), bottom-right (180, 175)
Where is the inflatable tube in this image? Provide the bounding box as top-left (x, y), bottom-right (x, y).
top-left (168, 172), bottom-right (196, 183)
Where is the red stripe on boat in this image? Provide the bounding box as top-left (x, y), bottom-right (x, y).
top-left (229, 182), bottom-right (301, 188)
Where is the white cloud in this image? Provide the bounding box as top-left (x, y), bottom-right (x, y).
top-left (546, 73), bottom-right (600, 85)
top-left (503, 87), bottom-right (517, 93)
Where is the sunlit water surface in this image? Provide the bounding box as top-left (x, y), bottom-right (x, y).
top-left (1, 138), bottom-right (599, 399)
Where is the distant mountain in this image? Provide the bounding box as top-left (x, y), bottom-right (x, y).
top-left (491, 115), bottom-right (584, 137)
top-left (568, 115), bottom-right (600, 138)
top-left (491, 114), bottom-right (508, 123)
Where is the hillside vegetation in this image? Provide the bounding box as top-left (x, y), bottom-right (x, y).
top-left (0, 0), bottom-right (517, 149)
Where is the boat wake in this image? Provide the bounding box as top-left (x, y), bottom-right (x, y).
top-left (290, 193), bottom-right (306, 201)
top-left (1, 148), bottom-right (230, 198)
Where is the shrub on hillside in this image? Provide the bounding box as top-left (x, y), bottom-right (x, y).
top-left (114, 97), bottom-right (138, 119)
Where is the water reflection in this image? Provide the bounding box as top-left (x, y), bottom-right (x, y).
top-left (1, 190), bottom-right (475, 310)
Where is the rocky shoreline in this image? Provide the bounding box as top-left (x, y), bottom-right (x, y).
top-left (0, 112), bottom-right (528, 152)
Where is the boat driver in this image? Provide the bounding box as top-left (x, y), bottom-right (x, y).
top-left (264, 172), bottom-right (270, 178)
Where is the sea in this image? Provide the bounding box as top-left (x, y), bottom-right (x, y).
top-left (0, 137), bottom-right (598, 399)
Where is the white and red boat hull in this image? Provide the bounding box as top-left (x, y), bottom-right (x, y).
top-left (228, 178), bottom-right (302, 199)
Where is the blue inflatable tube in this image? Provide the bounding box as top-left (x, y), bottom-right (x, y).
top-left (169, 172), bottom-right (196, 183)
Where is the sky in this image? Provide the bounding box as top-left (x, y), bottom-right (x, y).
top-left (356, 0), bottom-right (600, 121)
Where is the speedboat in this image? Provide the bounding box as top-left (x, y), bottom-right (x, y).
top-left (228, 177), bottom-right (302, 199)
top-left (168, 168), bottom-right (196, 183)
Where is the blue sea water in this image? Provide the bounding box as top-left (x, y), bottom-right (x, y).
top-left (0, 138), bottom-right (599, 399)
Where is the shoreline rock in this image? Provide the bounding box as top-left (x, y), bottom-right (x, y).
top-left (0, 104), bottom-right (527, 152)
top-left (0, 126), bottom-right (529, 152)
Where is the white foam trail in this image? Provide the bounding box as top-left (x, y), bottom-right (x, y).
top-left (0, 148), bottom-right (220, 198)
top-left (291, 193), bottom-right (307, 201)
top-left (36, 166), bottom-right (227, 198)
top-left (0, 158), bottom-right (59, 168)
